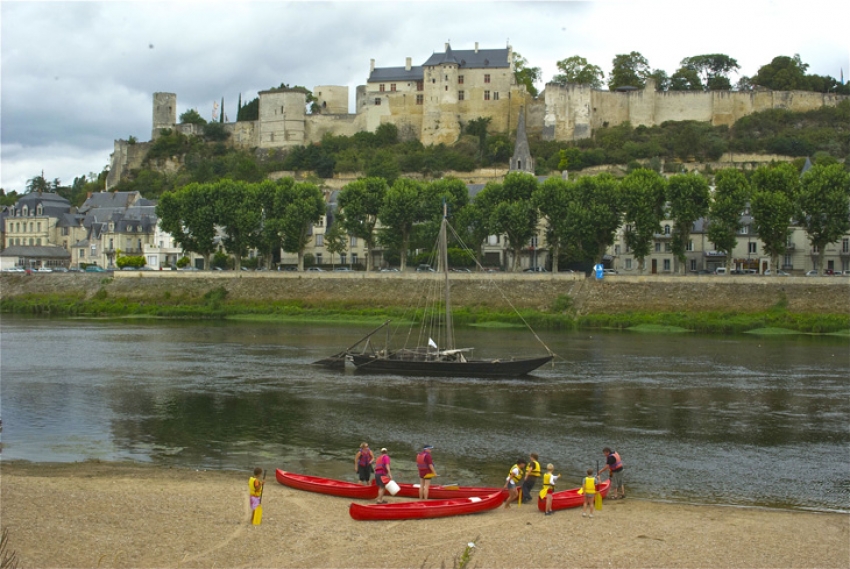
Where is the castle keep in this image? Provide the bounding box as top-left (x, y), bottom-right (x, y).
top-left (107, 42), bottom-right (847, 188)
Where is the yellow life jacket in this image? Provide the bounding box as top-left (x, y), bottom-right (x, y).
top-left (249, 476), bottom-right (262, 498)
top-left (508, 464), bottom-right (523, 484)
top-left (583, 476), bottom-right (597, 495)
top-left (526, 460), bottom-right (541, 478)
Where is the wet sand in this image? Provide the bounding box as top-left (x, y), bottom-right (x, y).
top-left (1, 462), bottom-right (847, 568)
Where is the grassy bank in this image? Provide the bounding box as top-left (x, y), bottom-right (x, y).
top-left (3, 291), bottom-right (848, 336)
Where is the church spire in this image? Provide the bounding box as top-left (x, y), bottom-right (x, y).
top-left (510, 107), bottom-right (533, 173)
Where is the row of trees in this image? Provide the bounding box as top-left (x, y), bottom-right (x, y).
top-left (156, 164), bottom-right (847, 275)
top-left (550, 52), bottom-right (849, 94)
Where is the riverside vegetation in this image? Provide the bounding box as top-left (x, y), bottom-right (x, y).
top-left (2, 281), bottom-right (848, 336)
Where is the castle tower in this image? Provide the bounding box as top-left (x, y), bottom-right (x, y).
top-left (421, 43), bottom-right (462, 145)
top-left (510, 107), bottom-right (534, 173)
top-left (152, 92), bottom-right (177, 139)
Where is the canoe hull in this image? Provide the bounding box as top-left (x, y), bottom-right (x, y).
top-left (276, 469), bottom-right (378, 500)
top-left (351, 355), bottom-right (553, 377)
top-left (349, 491), bottom-right (505, 521)
top-left (395, 483), bottom-right (506, 500)
top-left (536, 480), bottom-right (611, 511)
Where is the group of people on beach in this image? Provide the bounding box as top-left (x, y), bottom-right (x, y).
top-left (351, 443), bottom-right (626, 514)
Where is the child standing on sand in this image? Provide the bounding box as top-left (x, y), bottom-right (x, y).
top-left (249, 467), bottom-right (264, 523)
top-left (539, 463), bottom-right (560, 515)
top-left (581, 468), bottom-right (597, 518)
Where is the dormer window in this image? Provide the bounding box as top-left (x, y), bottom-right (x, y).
top-left (36, 205), bottom-right (43, 215)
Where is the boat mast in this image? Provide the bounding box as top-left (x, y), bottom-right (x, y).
top-left (440, 201), bottom-right (454, 351)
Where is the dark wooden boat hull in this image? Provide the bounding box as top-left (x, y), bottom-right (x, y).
top-left (536, 480), bottom-right (611, 511)
top-left (395, 483), bottom-right (506, 499)
top-left (350, 354), bottom-right (553, 377)
top-left (275, 469), bottom-right (378, 499)
top-left (349, 491), bottom-right (505, 521)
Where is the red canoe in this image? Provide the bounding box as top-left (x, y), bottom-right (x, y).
top-left (536, 480), bottom-right (611, 512)
top-left (275, 469), bottom-right (378, 500)
top-left (394, 483), bottom-right (506, 500)
top-left (350, 490), bottom-right (505, 521)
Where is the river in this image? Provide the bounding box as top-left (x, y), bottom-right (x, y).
top-left (1, 315), bottom-right (847, 512)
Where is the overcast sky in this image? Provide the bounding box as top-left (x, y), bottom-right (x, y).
top-left (2, 0), bottom-right (848, 194)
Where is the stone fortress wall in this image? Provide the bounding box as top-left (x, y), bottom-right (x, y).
top-left (107, 43), bottom-right (847, 186)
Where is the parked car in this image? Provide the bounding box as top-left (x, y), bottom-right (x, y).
top-left (35, 267), bottom-right (53, 273)
top-left (805, 270), bottom-right (820, 277)
top-left (690, 269), bottom-right (712, 275)
top-left (524, 267), bottom-right (548, 273)
top-left (85, 266), bottom-right (107, 272)
top-left (450, 268), bottom-right (471, 273)
top-left (333, 267), bottom-right (354, 272)
top-left (278, 266), bottom-right (298, 272)
top-left (2, 267), bottom-right (25, 273)
top-left (842, 270), bottom-right (850, 277)
top-left (603, 269), bottom-right (618, 275)
top-left (416, 264), bottom-right (435, 272)
top-left (379, 267), bottom-right (399, 272)
top-left (714, 267), bottom-right (727, 275)
top-left (763, 269), bottom-right (789, 276)
top-left (306, 267), bottom-right (325, 272)
top-left (52, 267), bottom-right (69, 273)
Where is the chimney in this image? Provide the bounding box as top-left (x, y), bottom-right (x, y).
top-left (370, 59), bottom-right (375, 73)
top-left (405, 57), bottom-right (411, 71)
top-left (445, 42), bottom-right (449, 51)
top-left (475, 42), bottom-right (479, 53)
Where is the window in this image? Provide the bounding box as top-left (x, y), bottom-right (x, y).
top-left (664, 224), bottom-right (671, 235)
top-left (315, 217), bottom-right (323, 227)
top-left (80, 249), bottom-right (85, 258)
top-left (350, 236), bottom-right (358, 247)
top-left (740, 225), bottom-right (749, 235)
top-left (654, 242), bottom-right (661, 252)
top-left (37, 205), bottom-right (43, 215)
top-left (315, 234), bottom-right (324, 247)
top-left (458, 91), bottom-right (465, 101)
top-left (315, 253), bottom-right (323, 265)
top-left (664, 243), bottom-right (672, 252)
top-left (614, 245), bottom-right (620, 255)
top-left (390, 84), bottom-right (396, 92)
top-left (484, 91), bottom-right (490, 100)
top-left (812, 245), bottom-right (820, 253)
top-left (351, 253), bottom-right (358, 265)
top-left (379, 84), bottom-right (385, 92)
top-left (36, 238), bottom-right (41, 246)
top-left (748, 242), bottom-right (757, 254)
top-left (458, 75), bottom-right (464, 84)
top-left (416, 94), bottom-right (423, 105)
top-left (484, 74), bottom-right (490, 83)
top-left (340, 254), bottom-right (346, 265)
top-left (374, 98), bottom-right (381, 106)
top-left (663, 259), bottom-right (671, 271)
top-left (416, 81), bottom-right (423, 91)
top-left (690, 259), bottom-right (697, 271)
top-left (687, 240), bottom-right (694, 252)
top-left (843, 238), bottom-right (849, 253)
top-left (783, 254), bottom-right (792, 268)
top-left (625, 258), bottom-right (633, 270)
top-left (493, 92), bottom-right (499, 100)
top-left (37, 222), bottom-right (42, 232)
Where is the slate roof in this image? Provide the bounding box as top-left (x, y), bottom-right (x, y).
top-left (369, 45), bottom-right (510, 83)
top-left (8, 192), bottom-right (71, 218)
top-left (0, 245), bottom-right (71, 259)
top-left (368, 66), bottom-right (424, 82)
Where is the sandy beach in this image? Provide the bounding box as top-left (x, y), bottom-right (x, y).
top-left (1, 461), bottom-right (847, 568)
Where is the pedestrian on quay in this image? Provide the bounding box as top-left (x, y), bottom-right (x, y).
top-left (581, 468), bottom-right (597, 518)
top-left (374, 447), bottom-right (392, 504)
top-left (416, 445), bottom-right (437, 499)
top-left (539, 463), bottom-right (560, 515)
top-left (522, 453), bottom-right (541, 503)
top-left (354, 442), bottom-right (375, 486)
top-left (248, 467), bottom-right (264, 524)
top-left (598, 447), bottom-right (625, 499)
top-left (503, 458), bottom-right (527, 508)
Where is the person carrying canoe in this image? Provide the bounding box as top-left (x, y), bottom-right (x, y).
top-left (503, 458), bottom-right (527, 508)
top-left (354, 442), bottom-right (375, 486)
top-left (374, 447), bottom-right (392, 504)
top-left (598, 447), bottom-right (625, 499)
top-left (581, 468), bottom-right (598, 518)
top-left (522, 453), bottom-right (541, 503)
top-left (248, 467), bottom-right (264, 523)
top-left (416, 445), bottom-right (437, 499)
top-left (539, 463), bottom-right (560, 516)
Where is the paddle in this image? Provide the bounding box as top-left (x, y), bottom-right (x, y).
top-left (252, 470), bottom-right (267, 525)
top-left (595, 460), bottom-right (603, 511)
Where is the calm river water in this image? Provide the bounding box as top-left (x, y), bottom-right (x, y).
top-left (1, 315), bottom-right (847, 512)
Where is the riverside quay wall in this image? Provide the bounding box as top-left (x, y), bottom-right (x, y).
top-left (1, 273), bottom-right (848, 316)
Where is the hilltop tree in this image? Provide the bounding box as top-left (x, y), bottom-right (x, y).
top-left (551, 55), bottom-right (605, 89)
top-left (751, 55), bottom-right (809, 91)
top-left (669, 66), bottom-right (704, 91)
top-left (608, 52), bottom-right (651, 90)
top-left (680, 54), bottom-right (740, 91)
top-left (179, 109), bottom-right (207, 126)
top-left (621, 169), bottom-right (666, 273)
top-left (707, 169), bottom-right (750, 272)
top-left (667, 173), bottom-right (711, 274)
top-left (513, 51), bottom-right (542, 97)
top-left (797, 164), bottom-right (850, 275)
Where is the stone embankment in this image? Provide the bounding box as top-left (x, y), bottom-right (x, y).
top-left (2, 272), bottom-right (848, 315)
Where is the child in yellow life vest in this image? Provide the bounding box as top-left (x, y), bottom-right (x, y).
top-left (248, 467), bottom-right (264, 524)
top-left (539, 463), bottom-right (560, 515)
top-left (581, 468), bottom-right (597, 518)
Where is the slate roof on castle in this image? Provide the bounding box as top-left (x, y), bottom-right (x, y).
top-left (368, 45), bottom-right (510, 82)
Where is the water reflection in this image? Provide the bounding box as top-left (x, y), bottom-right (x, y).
top-left (1, 316), bottom-right (847, 511)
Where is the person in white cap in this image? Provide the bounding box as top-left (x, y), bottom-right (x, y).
top-left (374, 447), bottom-right (392, 504)
top-left (416, 445), bottom-right (437, 499)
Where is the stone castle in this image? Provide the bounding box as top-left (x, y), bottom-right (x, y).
top-left (107, 42), bottom-right (847, 188)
